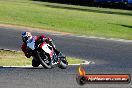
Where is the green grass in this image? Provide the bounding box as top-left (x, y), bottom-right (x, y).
top-left (0, 0), bottom-right (132, 39)
top-left (67, 57), bottom-right (85, 64)
top-left (0, 50), bottom-right (31, 66)
top-left (0, 50), bottom-right (84, 66)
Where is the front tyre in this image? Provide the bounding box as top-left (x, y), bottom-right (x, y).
top-left (36, 51), bottom-right (52, 69)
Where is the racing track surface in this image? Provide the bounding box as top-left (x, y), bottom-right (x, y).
top-left (0, 26), bottom-right (132, 88)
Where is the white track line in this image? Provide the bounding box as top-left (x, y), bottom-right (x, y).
top-left (68, 35), bottom-right (132, 43)
top-left (1, 61), bottom-right (94, 67)
top-left (0, 48), bottom-right (20, 52)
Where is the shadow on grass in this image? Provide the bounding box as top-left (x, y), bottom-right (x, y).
top-left (33, 0), bottom-right (132, 16)
top-left (119, 24), bottom-right (132, 28)
top-left (109, 23), bottom-right (132, 29)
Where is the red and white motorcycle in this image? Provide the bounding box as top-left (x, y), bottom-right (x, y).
top-left (27, 38), bottom-right (68, 69)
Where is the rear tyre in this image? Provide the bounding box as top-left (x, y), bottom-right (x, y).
top-left (58, 58), bottom-right (68, 69)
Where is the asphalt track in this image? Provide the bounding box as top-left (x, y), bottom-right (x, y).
top-left (0, 26), bottom-right (132, 88)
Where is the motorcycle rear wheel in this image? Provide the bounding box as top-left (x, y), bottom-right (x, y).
top-left (58, 58), bottom-right (68, 69)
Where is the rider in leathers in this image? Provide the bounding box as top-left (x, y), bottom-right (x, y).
top-left (21, 32), bottom-right (60, 66)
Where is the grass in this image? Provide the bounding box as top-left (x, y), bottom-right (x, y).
top-left (0, 50), bottom-right (84, 66)
top-left (0, 50), bottom-right (31, 66)
top-left (67, 57), bottom-right (85, 64)
top-left (0, 0), bottom-right (132, 39)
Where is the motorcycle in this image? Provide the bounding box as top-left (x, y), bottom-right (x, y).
top-left (26, 38), bottom-right (68, 69)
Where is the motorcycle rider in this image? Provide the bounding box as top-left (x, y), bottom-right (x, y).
top-left (21, 32), bottom-right (60, 66)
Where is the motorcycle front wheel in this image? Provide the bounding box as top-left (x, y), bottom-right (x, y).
top-left (36, 51), bottom-right (52, 69)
